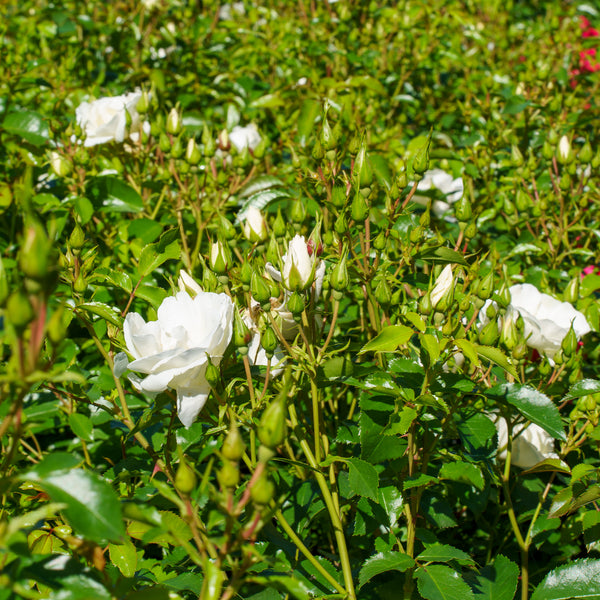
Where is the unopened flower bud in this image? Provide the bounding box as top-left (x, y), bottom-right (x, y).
top-left (287, 291), bottom-right (305, 315)
top-left (375, 277), bottom-right (392, 306)
top-left (496, 284), bottom-right (511, 308)
top-left (312, 138), bottom-right (324, 161)
top-left (331, 185), bottom-right (347, 208)
top-left (320, 108), bottom-right (337, 151)
top-left (73, 272), bottom-right (87, 294)
top-left (69, 223), bottom-right (85, 252)
top-left (185, 138), bottom-right (202, 165)
top-left (233, 311), bottom-right (252, 353)
top-left (242, 206), bottom-right (267, 242)
top-left (218, 461), bottom-right (240, 490)
top-left (6, 290), bottom-right (34, 333)
top-left (351, 189), bottom-right (369, 222)
top-left (251, 272), bottom-right (271, 305)
top-left (222, 421), bottom-right (246, 461)
top-left (579, 140), bottom-right (593, 164)
top-left (430, 265), bottom-right (454, 311)
top-left (240, 261), bottom-right (252, 286)
top-left (209, 240), bottom-right (230, 274)
top-left (47, 304), bottom-right (72, 345)
top-left (166, 107), bottom-right (182, 135)
top-left (136, 89), bottom-right (151, 114)
top-left (454, 195), bottom-right (471, 222)
top-left (419, 292), bottom-right (432, 316)
top-left (175, 456), bottom-right (197, 496)
top-left (477, 270), bottom-right (494, 300)
top-left (159, 132), bottom-right (171, 153)
top-left (561, 325), bottom-right (578, 357)
top-left (500, 313), bottom-right (519, 351)
top-left (511, 144), bottom-right (524, 167)
top-left (334, 211), bottom-right (348, 235)
top-left (258, 394), bottom-right (287, 450)
top-left (250, 471), bottom-right (275, 505)
top-left (351, 139), bottom-right (374, 188)
top-left (290, 198), bottom-right (306, 224)
top-left (261, 326), bottom-right (278, 358)
top-left (564, 276), bottom-right (580, 303)
top-left (478, 319), bottom-right (499, 346)
top-left (330, 253), bottom-right (350, 292)
top-left (556, 135), bottom-right (573, 165)
top-left (49, 151), bottom-right (72, 178)
top-left (19, 218), bottom-right (53, 282)
top-left (273, 209), bottom-right (286, 237)
top-left (412, 132), bottom-right (432, 175)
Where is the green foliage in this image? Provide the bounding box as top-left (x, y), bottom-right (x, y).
top-left (0, 0), bottom-right (599, 599)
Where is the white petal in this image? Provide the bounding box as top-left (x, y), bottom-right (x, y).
top-left (177, 387), bottom-right (210, 427)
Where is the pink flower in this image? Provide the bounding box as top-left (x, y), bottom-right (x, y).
top-left (582, 265), bottom-right (600, 277)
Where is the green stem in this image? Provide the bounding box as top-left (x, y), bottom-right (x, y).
top-left (274, 509), bottom-right (347, 596)
top-left (288, 404), bottom-right (356, 600)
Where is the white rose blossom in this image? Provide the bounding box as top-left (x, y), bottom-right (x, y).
top-left (229, 124), bottom-right (261, 153)
top-left (495, 417), bottom-right (558, 469)
top-left (279, 235), bottom-right (318, 291)
top-left (118, 290), bottom-right (234, 427)
top-left (265, 236), bottom-right (326, 339)
top-left (413, 168), bottom-right (464, 217)
top-left (480, 283), bottom-right (591, 360)
top-left (75, 91), bottom-right (149, 147)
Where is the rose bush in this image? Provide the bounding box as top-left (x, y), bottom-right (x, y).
top-left (119, 290), bottom-right (234, 426)
top-left (75, 91), bottom-right (148, 147)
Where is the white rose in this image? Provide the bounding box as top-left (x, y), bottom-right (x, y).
top-left (218, 2), bottom-right (245, 21)
top-left (229, 124), bottom-right (261, 152)
top-left (120, 291), bottom-right (234, 427)
top-left (413, 168), bottom-right (464, 217)
top-left (496, 417), bottom-right (558, 469)
top-left (75, 92), bottom-right (147, 147)
top-left (508, 284), bottom-right (591, 358)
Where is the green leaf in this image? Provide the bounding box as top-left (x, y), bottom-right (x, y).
top-left (563, 379), bottom-right (600, 402)
top-left (68, 413), bottom-right (93, 442)
top-left (358, 551), bottom-right (415, 589)
top-left (89, 176), bottom-right (144, 213)
top-left (77, 302), bottom-right (122, 327)
top-left (387, 407), bottom-right (418, 436)
top-left (470, 555), bottom-right (519, 600)
top-left (531, 558), bottom-right (600, 600)
top-left (417, 543), bottom-right (475, 566)
top-left (347, 458), bottom-right (379, 502)
top-left (248, 574), bottom-right (311, 600)
top-left (109, 539), bottom-right (138, 578)
top-left (416, 565), bottom-right (475, 600)
top-left (92, 266), bottom-right (133, 293)
top-left (474, 345), bottom-right (519, 381)
top-left (489, 383), bottom-right (566, 441)
top-left (46, 574), bottom-right (112, 600)
top-left (378, 486), bottom-right (404, 529)
top-left (138, 239), bottom-right (180, 278)
top-left (416, 246), bottom-right (469, 266)
top-left (420, 333), bottom-right (441, 366)
top-left (405, 311), bottom-right (427, 333)
top-left (296, 99), bottom-right (321, 147)
top-left (238, 175), bottom-right (285, 199)
top-left (22, 460), bottom-right (125, 544)
top-left (404, 474), bottom-right (438, 490)
top-left (521, 458), bottom-right (571, 476)
top-left (359, 325), bottom-right (413, 354)
top-left (128, 218), bottom-right (164, 244)
top-left (3, 111), bottom-right (49, 145)
top-left (238, 188), bottom-right (291, 221)
top-left (370, 154), bottom-right (393, 190)
top-left (250, 93), bottom-right (284, 109)
top-left (456, 413), bottom-right (497, 460)
top-left (439, 461), bottom-right (485, 491)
